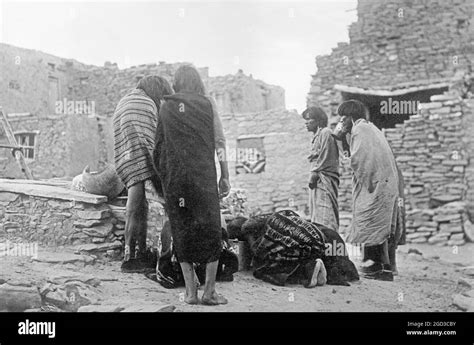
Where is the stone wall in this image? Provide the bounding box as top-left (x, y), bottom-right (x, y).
top-left (461, 98), bottom-right (474, 220)
top-left (0, 186), bottom-right (166, 259)
top-left (0, 114), bottom-right (106, 179)
top-left (0, 43), bottom-right (88, 117)
top-left (207, 70), bottom-right (285, 114)
top-left (221, 109), bottom-right (311, 214)
top-left (307, 0), bottom-right (474, 117)
top-left (337, 92), bottom-right (474, 245)
top-left (386, 93), bottom-right (468, 211)
top-left (0, 181), bottom-right (251, 261)
top-left (1, 43), bottom-right (284, 118)
top-left (67, 64), bottom-right (284, 116)
top-left (1, 43), bottom-right (286, 181)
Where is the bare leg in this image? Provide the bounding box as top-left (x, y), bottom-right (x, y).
top-left (179, 262), bottom-right (198, 304)
top-left (388, 240), bottom-right (398, 275)
top-left (201, 260), bottom-right (228, 305)
top-left (124, 183), bottom-right (146, 261)
top-left (135, 199), bottom-right (148, 260)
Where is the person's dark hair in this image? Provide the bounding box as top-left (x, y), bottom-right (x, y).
top-left (226, 217), bottom-right (248, 240)
top-left (337, 99), bottom-right (369, 121)
top-left (173, 65), bottom-right (206, 95)
top-left (136, 75), bottom-right (173, 110)
top-left (302, 107), bottom-right (328, 127)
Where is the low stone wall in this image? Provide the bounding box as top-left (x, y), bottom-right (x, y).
top-left (406, 202), bottom-right (472, 246)
top-left (0, 181), bottom-right (248, 260)
top-left (0, 182), bottom-right (166, 260)
top-left (339, 202), bottom-right (473, 247)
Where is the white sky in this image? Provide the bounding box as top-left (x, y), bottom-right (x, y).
top-left (0, 0), bottom-right (357, 112)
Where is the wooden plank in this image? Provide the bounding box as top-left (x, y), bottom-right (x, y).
top-left (0, 180), bottom-right (107, 204)
top-left (333, 82), bottom-right (450, 97)
top-left (0, 178), bottom-right (71, 188)
top-left (0, 107), bottom-right (34, 179)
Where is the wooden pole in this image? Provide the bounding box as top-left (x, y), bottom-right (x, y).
top-left (0, 107), bottom-right (34, 179)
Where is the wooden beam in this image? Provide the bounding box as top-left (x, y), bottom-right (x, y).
top-left (0, 107), bottom-right (34, 179)
top-left (0, 178), bottom-right (71, 188)
top-left (334, 82), bottom-right (450, 97)
top-left (0, 180), bottom-right (107, 204)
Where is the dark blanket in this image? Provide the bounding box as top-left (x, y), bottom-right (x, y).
top-left (155, 221), bottom-right (238, 288)
top-left (154, 92), bottom-right (222, 264)
top-left (252, 210), bottom-right (326, 286)
top-left (228, 211), bottom-right (359, 286)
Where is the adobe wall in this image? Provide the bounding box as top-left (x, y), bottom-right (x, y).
top-left (221, 109), bottom-right (311, 214)
top-left (0, 115), bottom-right (105, 179)
top-left (1, 43), bottom-right (284, 118)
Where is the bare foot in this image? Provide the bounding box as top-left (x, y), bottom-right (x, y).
top-left (184, 293), bottom-right (199, 305)
top-left (305, 260), bottom-right (321, 288)
top-left (201, 291), bottom-right (228, 306)
top-left (316, 259), bottom-right (327, 286)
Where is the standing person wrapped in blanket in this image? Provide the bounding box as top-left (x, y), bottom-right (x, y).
top-left (302, 107), bottom-right (340, 232)
top-left (333, 100), bottom-right (406, 281)
top-left (154, 65), bottom-right (231, 305)
top-left (113, 75), bottom-right (173, 273)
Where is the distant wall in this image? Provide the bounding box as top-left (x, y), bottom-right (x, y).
top-left (0, 43), bottom-right (85, 117)
top-left (1, 43), bottom-right (284, 118)
top-left (221, 109), bottom-right (310, 214)
top-left (0, 114), bottom-right (105, 179)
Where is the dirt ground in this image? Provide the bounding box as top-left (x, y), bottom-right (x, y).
top-left (1, 242), bottom-right (473, 312)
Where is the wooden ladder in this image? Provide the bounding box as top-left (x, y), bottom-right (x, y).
top-left (0, 107), bottom-right (34, 179)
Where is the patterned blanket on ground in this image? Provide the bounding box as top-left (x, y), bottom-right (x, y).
top-left (254, 210), bottom-right (326, 266)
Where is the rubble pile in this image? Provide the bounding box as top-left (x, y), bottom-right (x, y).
top-left (220, 189), bottom-right (249, 220)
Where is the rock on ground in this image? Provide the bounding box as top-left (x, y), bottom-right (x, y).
top-left (120, 304), bottom-right (176, 312)
top-left (452, 294), bottom-right (474, 311)
top-left (0, 283), bottom-right (42, 312)
top-left (78, 305), bottom-right (125, 312)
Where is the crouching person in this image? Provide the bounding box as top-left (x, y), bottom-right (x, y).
top-left (227, 210), bottom-right (359, 288)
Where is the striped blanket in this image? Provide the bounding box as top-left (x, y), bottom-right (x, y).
top-left (253, 210), bottom-right (326, 285)
top-left (113, 89), bottom-right (158, 188)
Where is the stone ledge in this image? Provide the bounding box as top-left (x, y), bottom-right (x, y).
top-left (0, 179), bottom-right (107, 204)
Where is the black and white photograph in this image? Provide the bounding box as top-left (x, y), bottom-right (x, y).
top-left (0, 0), bottom-right (473, 343)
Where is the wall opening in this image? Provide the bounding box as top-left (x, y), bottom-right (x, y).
top-left (14, 131), bottom-right (37, 160)
top-left (235, 136), bottom-right (266, 174)
top-left (341, 86), bottom-right (448, 129)
top-left (48, 77), bottom-right (60, 113)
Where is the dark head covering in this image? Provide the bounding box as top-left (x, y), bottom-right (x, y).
top-left (173, 65), bottom-right (206, 95)
top-left (137, 75), bottom-right (173, 110)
